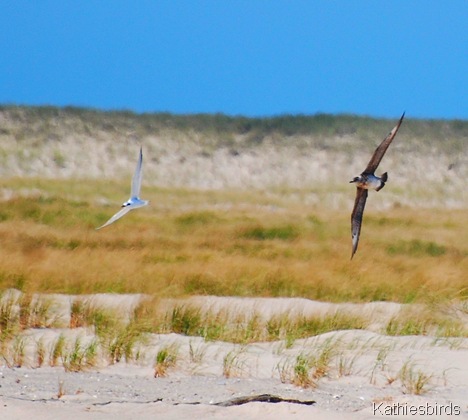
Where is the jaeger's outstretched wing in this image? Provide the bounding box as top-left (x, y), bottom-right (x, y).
top-left (364, 112), bottom-right (405, 174)
top-left (351, 187), bottom-right (368, 259)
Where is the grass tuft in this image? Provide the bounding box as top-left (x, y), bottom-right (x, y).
top-left (384, 306), bottom-right (467, 338)
top-left (154, 344), bottom-right (179, 377)
top-left (174, 211), bottom-right (222, 228)
top-left (281, 338), bottom-right (337, 388)
top-left (50, 334), bottom-right (66, 367)
top-left (62, 337), bottom-right (99, 372)
top-left (238, 224), bottom-right (299, 241)
top-left (223, 347), bottom-right (248, 378)
top-left (386, 240), bottom-right (447, 257)
top-left (398, 360), bottom-right (433, 395)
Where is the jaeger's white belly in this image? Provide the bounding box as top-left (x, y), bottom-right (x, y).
top-left (359, 174), bottom-right (382, 190)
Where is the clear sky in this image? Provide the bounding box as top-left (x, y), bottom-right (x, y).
top-left (1, 1), bottom-right (467, 119)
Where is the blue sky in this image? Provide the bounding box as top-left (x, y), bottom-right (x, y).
top-left (1, 1), bottom-right (467, 119)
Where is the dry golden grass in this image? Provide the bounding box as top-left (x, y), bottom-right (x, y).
top-left (0, 178), bottom-right (466, 304)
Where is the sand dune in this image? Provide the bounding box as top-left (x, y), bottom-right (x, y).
top-left (1, 107), bottom-right (467, 209)
top-left (0, 292), bottom-right (466, 419)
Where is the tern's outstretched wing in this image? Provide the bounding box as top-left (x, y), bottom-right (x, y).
top-left (96, 207), bottom-right (132, 230)
top-left (364, 112), bottom-right (405, 174)
top-left (131, 147), bottom-right (143, 198)
top-left (351, 187), bottom-right (368, 259)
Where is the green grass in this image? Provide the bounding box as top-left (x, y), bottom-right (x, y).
top-left (279, 338), bottom-right (337, 388)
top-left (154, 344), bottom-right (179, 377)
top-left (238, 224), bottom-right (299, 241)
top-left (160, 304), bottom-right (368, 344)
top-left (386, 240), bottom-right (447, 257)
top-left (384, 309), bottom-right (467, 338)
top-left (50, 334), bottom-right (66, 367)
top-left (267, 312), bottom-right (368, 345)
top-left (174, 211), bottom-right (223, 228)
top-left (398, 360), bottom-right (433, 395)
top-left (62, 337), bottom-right (99, 372)
top-left (68, 300), bottom-right (150, 363)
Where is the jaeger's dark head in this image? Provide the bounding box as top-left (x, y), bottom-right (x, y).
top-left (350, 176), bottom-right (360, 184)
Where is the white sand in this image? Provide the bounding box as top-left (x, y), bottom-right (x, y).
top-left (0, 293), bottom-right (467, 419)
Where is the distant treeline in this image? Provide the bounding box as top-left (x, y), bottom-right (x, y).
top-left (1, 104), bottom-right (467, 140)
top-left (0, 105), bottom-right (468, 136)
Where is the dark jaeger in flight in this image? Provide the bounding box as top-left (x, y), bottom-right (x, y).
top-left (349, 113), bottom-right (405, 259)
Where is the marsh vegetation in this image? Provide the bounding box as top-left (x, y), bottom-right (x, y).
top-left (0, 183), bottom-right (465, 303)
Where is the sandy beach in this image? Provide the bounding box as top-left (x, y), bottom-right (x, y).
top-left (0, 293), bottom-right (466, 419)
